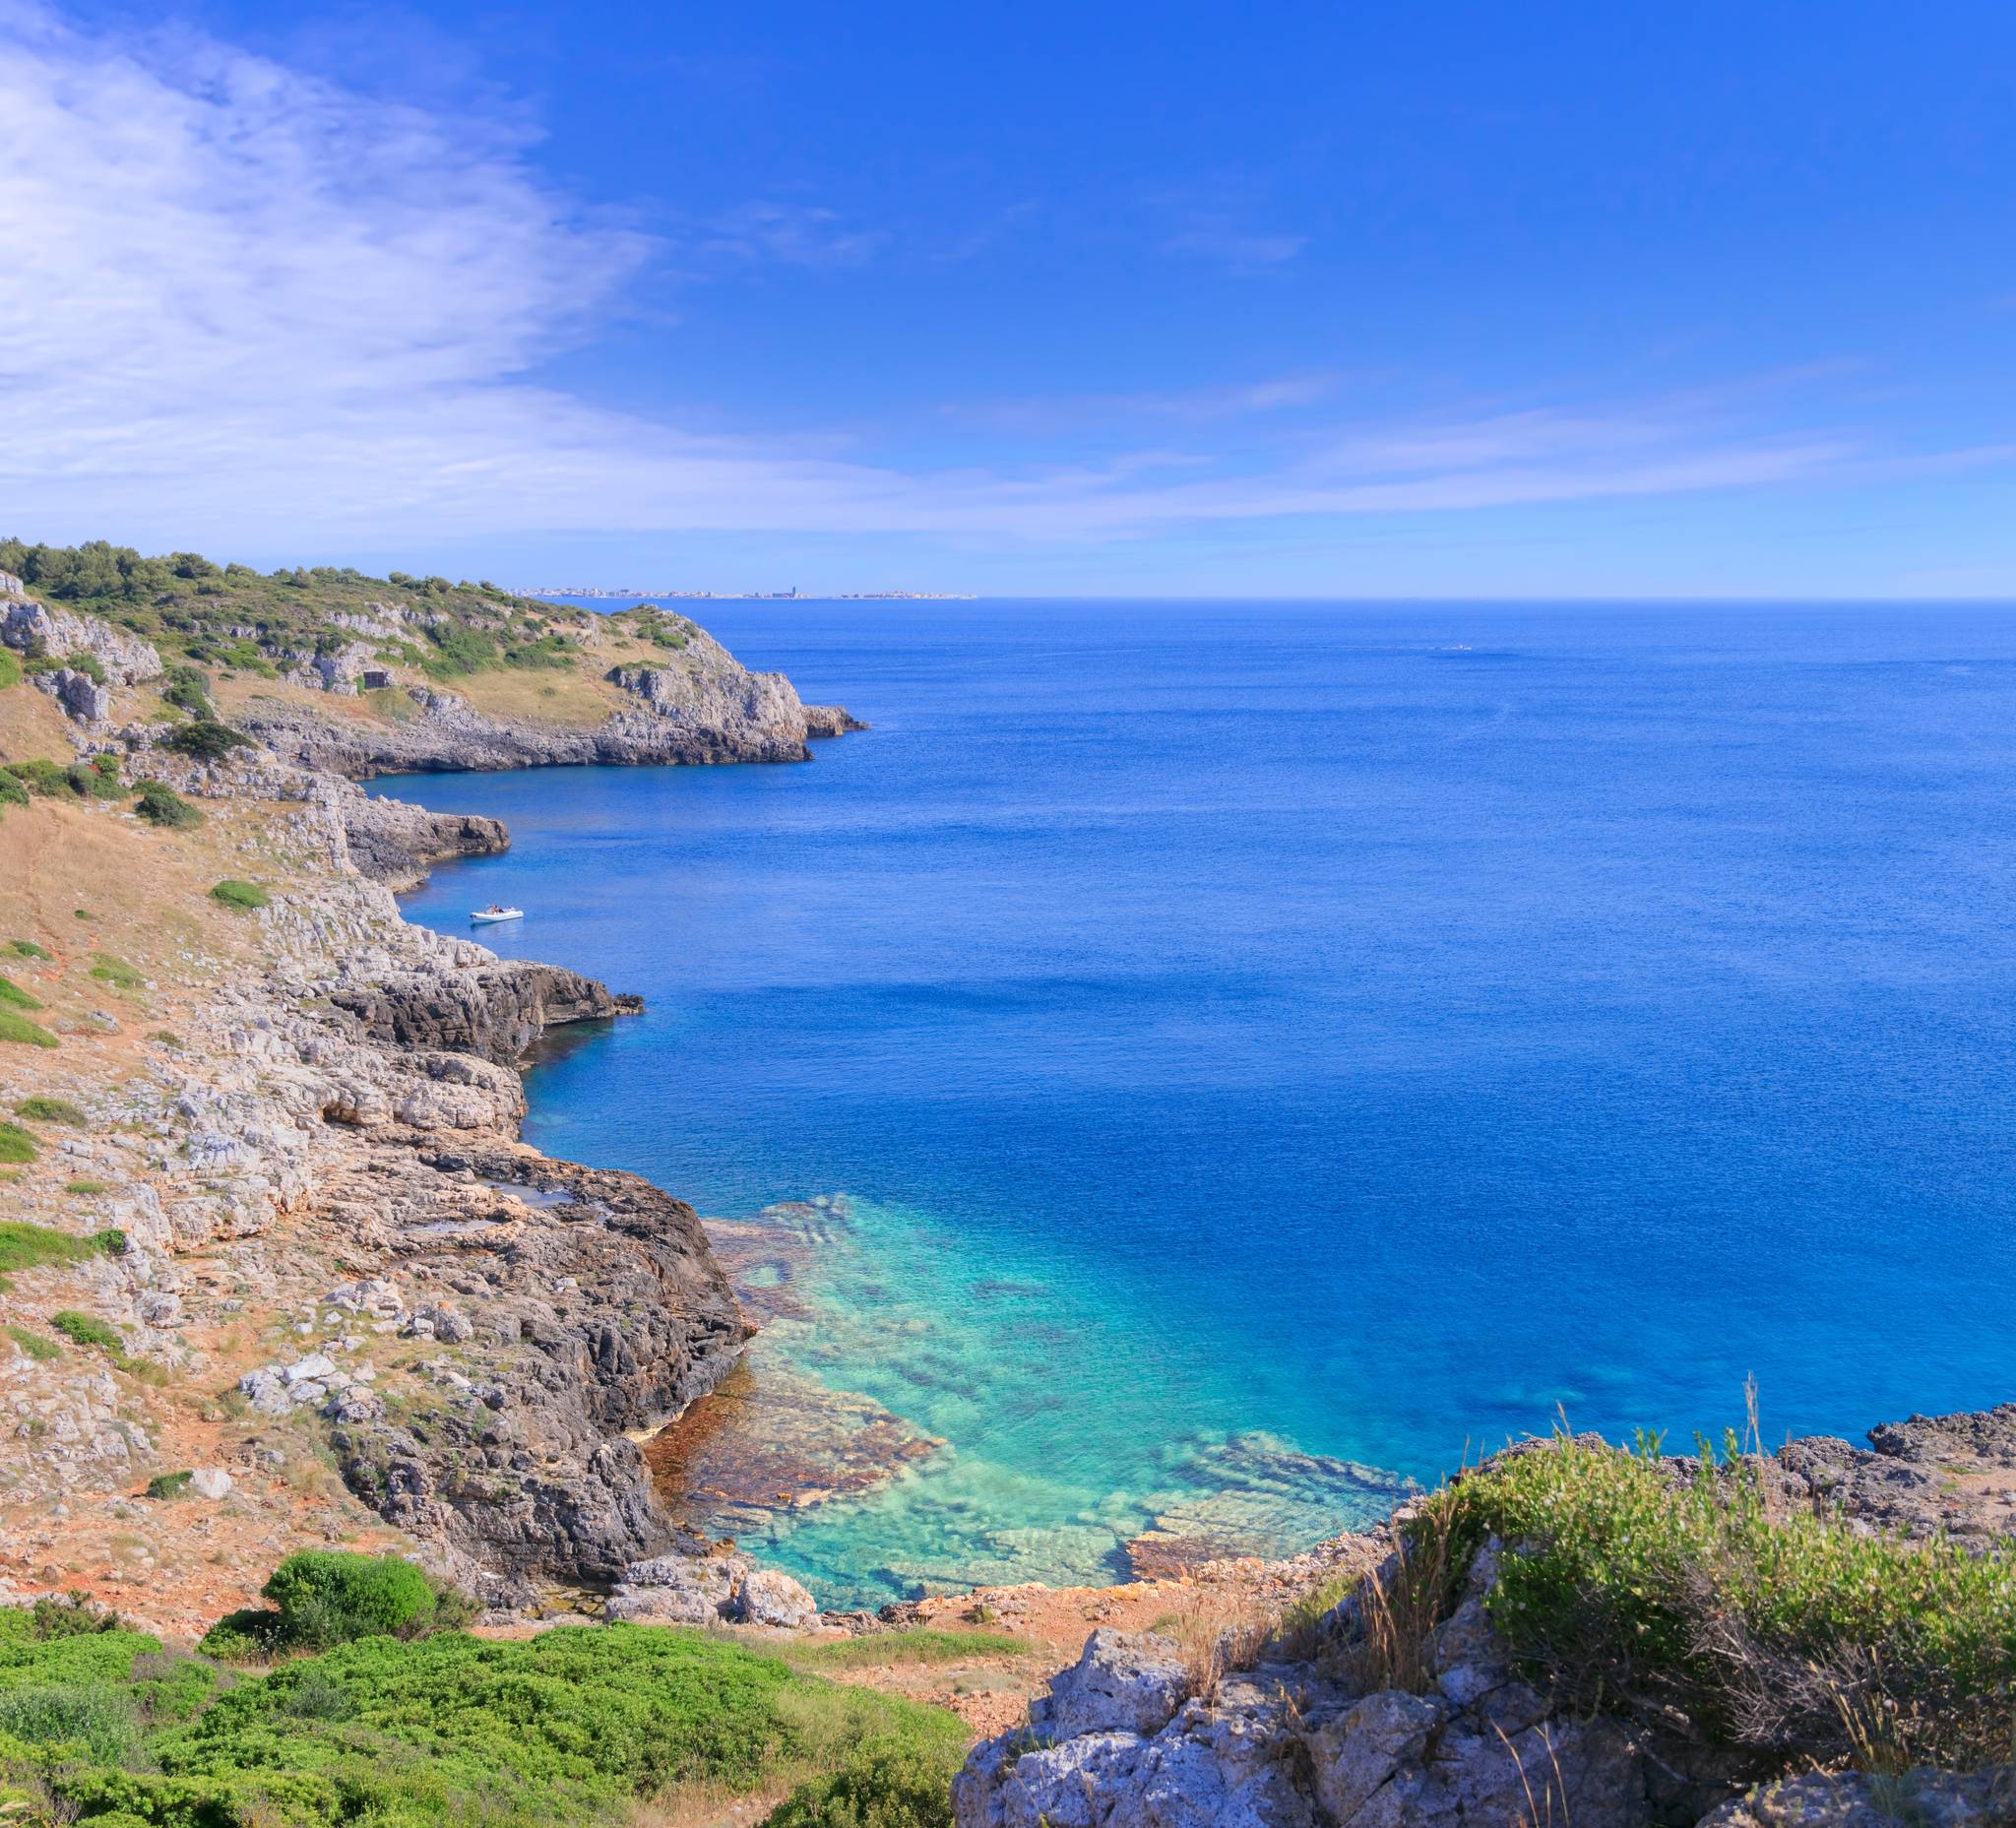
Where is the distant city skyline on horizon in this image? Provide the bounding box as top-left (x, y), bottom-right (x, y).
top-left (8, 1), bottom-right (2016, 597)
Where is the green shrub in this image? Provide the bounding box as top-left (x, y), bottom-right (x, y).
top-left (766, 1738), bottom-right (962, 1828)
top-left (0, 1681), bottom-right (141, 1763)
top-left (26, 1593), bottom-right (122, 1641)
top-left (132, 781), bottom-right (200, 829)
top-left (64, 1179), bottom-right (109, 1196)
top-left (0, 758), bottom-right (72, 797)
top-left (260, 1551), bottom-right (443, 1650)
top-left (159, 667), bottom-right (214, 720)
top-left (6, 941), bottom-right (52, 961)
top-left (62, 652), bottom-right (108, 686)
top-left (4, 1326), bottom-right (59, 1362)
top-left (1428, 1430), bottom-right (2016, 1773)
top-left (48, 1311), bottom-right (120, 1351)
top-left (88, 955), bottom-right (143, 989)
top-left (0, 1122), bottom-right (36, 1165)
top-left (145, 1471), bottom-right (193, 1501)
top-left (16, 1097), bottom-right (84, 1124)
top-left (209, 879), bottom-right (269, 912)
top-left (158, 720), bottom-right (251, 763)
top-left (0, 650), bottom-right (19, 690)
top-left (0, 1010), bottom-right (59, 1048)
top-left (0, 975), bottom-right (40, 1010)
top-left (0, 774), bottom-right (25, 811)
top-left (194, 1609), bottom-right (281, 1664)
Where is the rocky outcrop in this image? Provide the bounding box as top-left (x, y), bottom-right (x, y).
top-left (324, 1148), bottom-right (745, 1594)
top-left (803, 704), bottom-right (870, 738)
top-left (1705, 1770), bottom-right (2016, 1828)
top-left (337, 790), bottom-right (510, 889)
top-left (327, 961), bottom-right (640, 1065)
top-left (0, 586), bottom-right (163, 685)
top-left (233, 623), bottom-right (861, 778)
top-left (605, 1548), bottom-right (818, 1628)
top-left (957, 1541), bottom-right (1654, 1828)
top-left (39, 666), bottom-right (113, 724)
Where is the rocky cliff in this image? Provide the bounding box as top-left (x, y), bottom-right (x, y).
top-left (0, 570), bottom-right (875, 1621)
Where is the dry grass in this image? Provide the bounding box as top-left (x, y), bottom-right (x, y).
top-left (1155, 1585), bottom-right (1279, 1704)
top-left (454, 665), bottom-right (627, 727)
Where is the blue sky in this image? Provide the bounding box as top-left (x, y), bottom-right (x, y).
top-left (6, 0), bottom-right (2016, 595)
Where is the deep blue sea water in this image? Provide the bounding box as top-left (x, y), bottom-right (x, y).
top-left (372, 599), bottom-right (2016, 1606)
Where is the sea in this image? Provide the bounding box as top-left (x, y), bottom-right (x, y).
top-left (369, 599), bottom-right (2016, 1607)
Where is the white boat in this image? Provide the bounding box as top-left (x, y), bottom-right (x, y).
top-left (470, 907), bottom-right (524, 925)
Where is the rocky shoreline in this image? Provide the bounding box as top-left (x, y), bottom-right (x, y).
top-left (0, 575), bottom-right (869, 1626)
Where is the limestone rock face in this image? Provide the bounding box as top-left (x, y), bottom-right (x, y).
top-left (327, 961), bottom-right (638, 1065)
top-left (955, 1547), bottom-right (1652, 1828)
top-left (337, 789), bottom-right (511, 889)
top-left (0, 594), bottom-right (163, 684)
top-left (37, 666), bottom-right (113, 724)
top-left (1034, 1630), bottom-right (1190, 1741)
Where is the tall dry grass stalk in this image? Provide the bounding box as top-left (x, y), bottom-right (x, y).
top-left (1163, 1585), bottom-right (1278, 1705)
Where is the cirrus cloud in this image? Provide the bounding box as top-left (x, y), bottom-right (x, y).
top-left (0, 0), bottom-right (1902, 560)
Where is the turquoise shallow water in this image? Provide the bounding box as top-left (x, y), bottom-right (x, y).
top-left (374, 599), bottom-right (2016, 1606)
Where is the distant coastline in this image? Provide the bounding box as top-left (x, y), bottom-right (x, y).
top-left (524, 586), bottom-right (978, 601)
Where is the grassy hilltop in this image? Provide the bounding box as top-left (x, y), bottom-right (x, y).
top-left (0, 536), bottom-right (692, 680)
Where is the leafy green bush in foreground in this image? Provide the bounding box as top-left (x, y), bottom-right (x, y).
top-left (201, 1551), bottom-right (472, 1659)
top-left (1409, 1430), bottom-right (2016, 1774)
top-left (208, 879), bottom-right (269, 912)
top-left (0, 1598), bottom-right (966, 1828)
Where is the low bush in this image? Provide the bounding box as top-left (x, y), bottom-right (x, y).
top-left (146, 1471), bottom-right (194, 1501)
top-left (6, 940), bottom-right (52, 960)
top-left (160, 666), bottom-right (214, 720)
top-left (64, 1178), bottom-right (110, 1196)
top-left (89, 955), bottom-right (144, 989)
top-left (7, 1599), bottom-right (970, 1828)
top-left (0, 1009), bottom-right (59, 1048)
top-left (259, 1551), bottom-right (445, 1650)
top-left (766, 1738), bottom-right (962, 1828)
top-left (1416, 1429), bottom-right (2016, 1775)
top-left (158, 719), bottom-right (251, 763)
top-left (0, 758), bottom-right (73, 797)
top-left (48, 1310), bottom-right (120, 1351)
top-left (0, 650), bottom-right (18, 690)
top-left (0, 975), bottom-right (41, 1011)
top-left (16, 1096), bottom-right (85, 1124)
top-left (209, 878), bottom-right (270, 911)
top-left (4, 1326), bottom-right (59, 1361)
top-left (63, 651), bottom-right (108, 686)
top-left (132, 780), bottom-right (201, 828)
top-left (0, 772), bottom-right (25, 811)
top-left (19, 1592), bottom-right (122, 1642)
top-left (0, 1122), bottom-right (34, 1166)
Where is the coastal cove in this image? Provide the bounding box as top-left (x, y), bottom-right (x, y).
top-left (374, 598), bottom-right (2016, 1608)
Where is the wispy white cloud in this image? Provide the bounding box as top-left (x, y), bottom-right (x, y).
top-left (0, 1), bottom-right (1922, 556)
top-left (685, 200), bottom-right (887, 269)
top-left (1161, 221), bottom-right (1308, 270)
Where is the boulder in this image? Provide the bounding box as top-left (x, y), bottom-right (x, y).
top-left (1703, 1769), bottom-right (2016, 1828)
top-left (728, 1566), bottom-right (818, 1628)
top-left (1033, 1630), bottom-right (1190, 1741)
